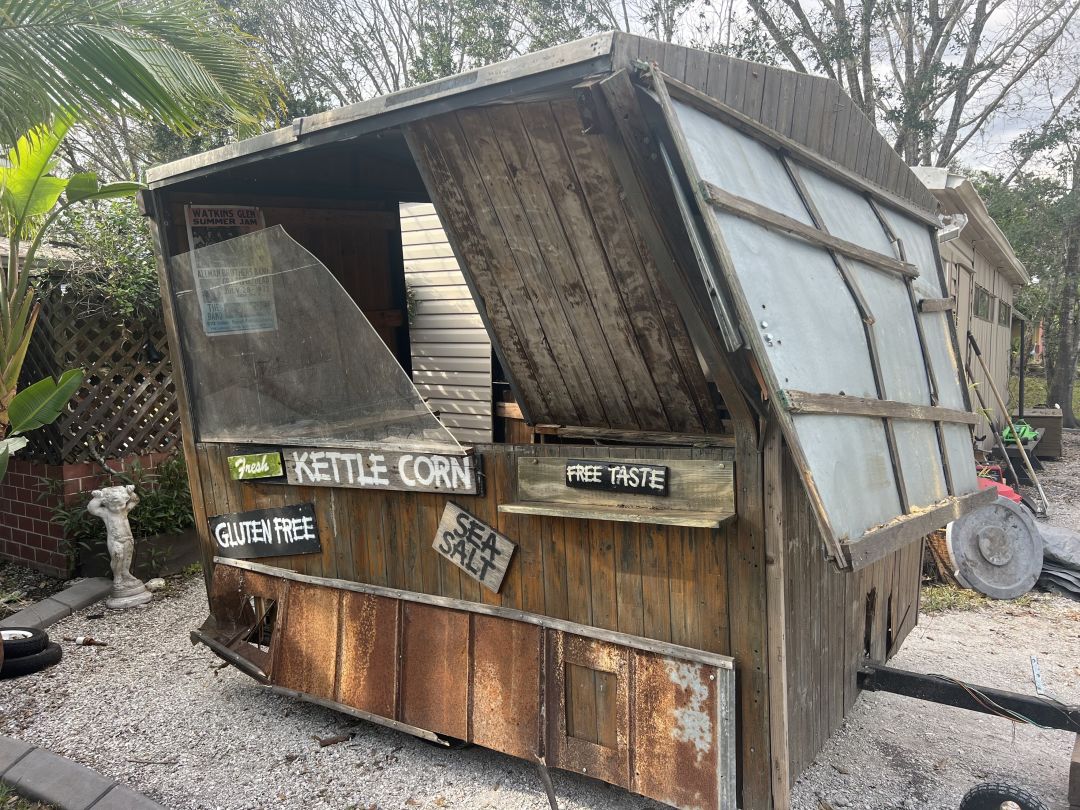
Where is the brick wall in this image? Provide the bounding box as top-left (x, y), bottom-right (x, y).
top-left (0, 452), bottom-right (174, 578)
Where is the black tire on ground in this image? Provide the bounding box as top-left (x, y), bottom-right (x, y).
top-left (0, 641), bottom-right (62, 678)
top-left (959, 782), bottom-right (1050, 810)
top-left (1, 627), bottom-right (48, 658)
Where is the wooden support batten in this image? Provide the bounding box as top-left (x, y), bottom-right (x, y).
top-left (701, 181), bottom-right (919, 280)
top-left (780, 390), bottom-right (979, 426)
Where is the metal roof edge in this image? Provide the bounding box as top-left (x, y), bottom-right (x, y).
top-left (147, 31), bottom-right (618, 188)
top-left (911, 166), bottom-right (1029, 286)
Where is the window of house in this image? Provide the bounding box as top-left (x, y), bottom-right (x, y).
top-left (973, 285), bottom-right (994, 321)
top-left (998, 300), bottom-right (1011, 327)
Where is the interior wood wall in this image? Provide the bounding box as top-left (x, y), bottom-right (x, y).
top-left (612, 33), bottom-right (939, 214)
top-left (197, 442), bottom-right (736, 655)
top-left (780, 441), bottom-right (922, 780)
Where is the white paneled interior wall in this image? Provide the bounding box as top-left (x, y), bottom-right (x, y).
top-left (400, 203), bottom-right (493, 444)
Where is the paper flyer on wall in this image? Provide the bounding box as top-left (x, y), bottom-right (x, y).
top-left (185, 204), bottom-right (277, 336)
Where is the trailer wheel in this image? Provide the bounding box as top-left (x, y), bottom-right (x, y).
top-left (1, 627), bottom-right (48, 658)
top-left (0, 642), bottom-right (62, 679)
top-left (959, 782), bottom-right (1050, 810)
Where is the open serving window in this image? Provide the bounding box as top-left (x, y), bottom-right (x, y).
top-left (170, 226), bottom-right (477, 494)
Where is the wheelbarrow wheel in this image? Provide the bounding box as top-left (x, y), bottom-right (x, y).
top-left (959, 782), bottom-right (1049, 810)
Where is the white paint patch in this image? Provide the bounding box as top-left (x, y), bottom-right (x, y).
top-left (666, 660), bottom-right (713, 764)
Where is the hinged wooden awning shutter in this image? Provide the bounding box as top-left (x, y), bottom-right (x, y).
top-left (640, 67), bottom-right (993, 570)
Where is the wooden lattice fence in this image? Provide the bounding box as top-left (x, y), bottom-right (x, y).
top-left (20, 290), bottom-right (181, 464)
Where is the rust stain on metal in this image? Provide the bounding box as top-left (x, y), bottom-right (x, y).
top-left (399, 602), bottom-right (470, 740)
top-left (275, 581), bottom-right (341, 699)
top-left (336, 591), bottom-right (398, 718)
top-left (471, 614), bottom-right (541, 760)
top-left (547, 633), bottom-right (630, 789)
top-left (631, 651), bottom-right (719, 810)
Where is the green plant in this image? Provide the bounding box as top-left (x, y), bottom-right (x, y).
top-left (42, 199), bottom-right (160, 320)
top-left (0, 117), bottom-right (151, 477)
top-left (47, 453), bottom-right (195, 574)
top-left (0, 0), bottom-right (272, 148)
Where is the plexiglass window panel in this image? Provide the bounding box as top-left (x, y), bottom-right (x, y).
top-left (170, 226), bottom-right (461, 450)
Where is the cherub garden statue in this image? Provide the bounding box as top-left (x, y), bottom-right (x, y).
top-left (87, 485), bottom-right (153, 609)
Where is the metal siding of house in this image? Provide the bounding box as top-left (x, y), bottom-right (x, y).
top-left (942, 235), bottom-right (1013, 444)
top-left (400, 203), bottom-right (493, 444)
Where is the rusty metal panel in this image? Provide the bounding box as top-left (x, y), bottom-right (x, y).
top-left (336, 591), bottom-right (399, 718)
top-left (631, 651), bottom-right (735, 810)
top-left (399, 602), bottom-right (470, 739)
top-left (470, 614), bottom-right (541, 760)
top-left (547, 632), bottom-right (630, 788)
top-left (275, 581), bottom-right (341, 699)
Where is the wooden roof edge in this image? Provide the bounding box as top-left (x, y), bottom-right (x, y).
top-left (147, 32), bottom-right (620, 188)
top-left (147, 30), bottom-right (938, 220)
top-left (612, 32), bottom-right (939, 216)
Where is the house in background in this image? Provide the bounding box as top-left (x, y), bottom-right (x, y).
top-left (912, 167), bottom-right (1029, 445)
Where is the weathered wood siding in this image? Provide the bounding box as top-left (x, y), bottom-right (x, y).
top-left (610, 33), bottom-right (939, 215)
top-left (197, 442), bottom-right (736, 654)
top-left (400, 202), bottom-right (493, 444)
top-left (780, 439), bottom-right (921, 780)
top-left (407, 100), bottom-right (724, 435)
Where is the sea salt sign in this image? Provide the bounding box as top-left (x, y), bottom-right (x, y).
top-left (284, 447), bottom-right (479, 495)
top-left (432, 503), bottom-right (516, 593)
top-left (210, 503), bottom-right (320, 559)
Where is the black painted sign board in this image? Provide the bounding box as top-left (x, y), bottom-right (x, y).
top-left (564, 459), bottom-right (670, 496)
top-left (210, 503), bottom-right (321, 559)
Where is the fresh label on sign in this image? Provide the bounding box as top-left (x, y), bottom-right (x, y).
top-left (228, 452), bottom-right (283, 480)
top-left (432, 502), bottom-right (516, 593)
top-left (565, 459), bottom-right (670, 496)
top-left (209, 503), bottom-right (320, 559)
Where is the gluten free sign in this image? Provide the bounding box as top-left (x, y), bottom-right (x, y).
top-left (210, 503), bottom-right (321, 559)
top-left (432, 503), bottom-right (516, 593)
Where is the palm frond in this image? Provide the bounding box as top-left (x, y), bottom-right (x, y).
top-left (0, 0), bottom-right (272, 147)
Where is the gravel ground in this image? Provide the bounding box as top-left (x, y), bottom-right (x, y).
top-left (0, 438), bottom-right (1077, 810)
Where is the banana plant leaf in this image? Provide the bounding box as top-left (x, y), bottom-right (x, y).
top-left (0, 436), bottom-right (29, 480)
top-left (65, 173), bottom-right (144, 204)
top-left (0, 117), bottom-right (73, 223)
top-left (7, 369), bottom-right (84, 434)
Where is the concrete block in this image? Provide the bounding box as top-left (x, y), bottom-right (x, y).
top-left (90, 785), bottom-right (167, 810)
top-left (0, 599), bottom-right (71, 630)
top-left (0, 735), bottom-right (33, 776)
top-left (50, 578), bottom-right (111, 611)
top-left (5, 748), bottom-right (113, 810)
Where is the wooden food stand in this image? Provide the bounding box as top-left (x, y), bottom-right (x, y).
top-left (143, 33), bottom-right (995, 810)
